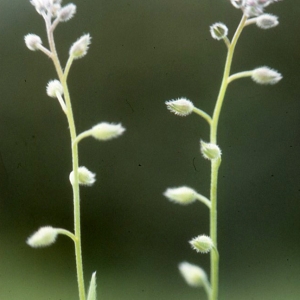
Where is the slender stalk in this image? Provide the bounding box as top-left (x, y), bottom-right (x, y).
top-left (46, 23), bottom-right (86, 300)
top-left (209, 14), bottom-right (247, 300)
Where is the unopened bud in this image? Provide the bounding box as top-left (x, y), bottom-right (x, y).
top-left (251, 66), bottom-right (282, 85)
top-left (69, 166), bottom-right (96, 186)
top-left (210, 23), bottom-right (228, 40)
top-left (46, 80), bottom-right (63, 98)
top-left (57, 4), bottom-right (76, 22)
top-left (256, 14), bottom-right (279, 29)
top-left (189, 235), bottom-right (214, 254)
top-left (69, 34), bottom-right (91, 59)
top-left (24, 34), bottom-right (42, 51)
top-left (90, 123), bottom-right (125, 141)
top-left (230, 0), bottom-right (246, 9)
top-left (165, 98), bottom-right (194, 116)
top-left (200, 141), bottom-right (221, 160)
top-left (164, 186), bottom-right (197, 205)
top-left (27, 226), bottom-right (58, 248)
top-left (178, 262), bottom-right (208, 288)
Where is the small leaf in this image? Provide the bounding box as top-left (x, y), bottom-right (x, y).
top-left (87, 272), bottom-right (97, 300)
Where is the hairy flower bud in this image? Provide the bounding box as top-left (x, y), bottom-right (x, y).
top-left (57, 4), bottom-right (76, 22)
top-left (189, 235), bottom-right (214, 254)
top-left (210, 23), bottom-right (228, 40)
top-left (24, 34), bottom-right (42, 51)
top-left (27, 226), bottom-right (58, 248)
top-left (251, 66), bottom-right (282, 85)
top-left (69, 34), bottom-right (91, 59)
top-left (46, 80), bottom-right (63, 98)
top-left (178, 262), bottom-right (208, 288)
top-left (200, 141), bottom-right (221, 161)
top-left (90, 123), bottom-right (125, 141)
top-left (165, 98), bottom-right (194, 116)
top-left (164, 186), bottom-right (197, 205)
top-left (69, 166), bottom-right (96, 186)
top-left (256, 13), bottom-right (279, 29)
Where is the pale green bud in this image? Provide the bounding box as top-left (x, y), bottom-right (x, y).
top-left (27, 226), bottom-right (58, 248)
top-left (69, 34), bottom-right (91, 59)
top-left (210, 23), bottom-right (228, 40)
top-left (178, 262), bottom-right (208, 287)
top-left (91, 122), bottom-right (125, 141)
top-left (189, 235), bottom-right (214, 254)
top-left (164, 186), bottom-right (197, 205)
top-left (251, 66), bottom-right (282, 85)
top-left (256, 13), bottom-right (279, 29)
top-left (165, 98), bottom-right (194, 116)
top-left (69, 166), bottom-right (96, 186)
top-left (24, 34), bottom-right (42, 51)
top-left (200, 141), bottom-right (221, 160)
top-left (46, 80), bottom-right (63, 98)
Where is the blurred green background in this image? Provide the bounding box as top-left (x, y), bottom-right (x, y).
top-left (0, 0), bottom-right (299, 299)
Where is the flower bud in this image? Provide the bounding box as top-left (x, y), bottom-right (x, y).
top-left (200, 141), bottom-right (221, 160)
top-left (69, 34), bottom-right (91, 59)
top-left (90, 123), bottom-right (125, 141)
top-left (178, 262), bottom-right (208, 288)
top-left (46, 80), bottom-right (63, 98)
top-left (230, 0), bottom-right (246, 9)
top-left (251, 66), bottom-right (282, 85)
top-left (57, 4), bottom-right (76, 22)
top-left (210, 23), bottom-right (228, 40)
top-left (27, 226), bottom-right (58, 248)
top-left (189, 235), bottom-right (214, 254)
top-left (24, 34), bottom-right (42, 51)
top-left (69, 166), bottom-right (96, 186)
top-left (165, 98), bottom-right (194, 116)
top-left (163, 186), bottom-right (197, 205)
top-left (256, 14), bottom-right (279, 29)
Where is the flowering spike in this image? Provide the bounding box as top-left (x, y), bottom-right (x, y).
top-left (27, 226), bottom-right (58, 248)
top-left (165, 98), bottom-right (194, 116)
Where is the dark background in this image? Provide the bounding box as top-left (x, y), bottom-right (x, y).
top-left (0, 0), bottom-right (299, 299)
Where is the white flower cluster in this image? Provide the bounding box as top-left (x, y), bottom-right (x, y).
top-left (230, 0), bottom-right (282, 17)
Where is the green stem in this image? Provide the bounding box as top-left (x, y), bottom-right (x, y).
top-left (208, 14), bottom-right (247, 300)
top-left (46, 22), bottom-right (86, 300)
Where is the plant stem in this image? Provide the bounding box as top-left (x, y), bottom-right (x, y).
top-left (46, 25), bottom-right (86, 300)
top-left (209, 14), bottom-right (247, 300)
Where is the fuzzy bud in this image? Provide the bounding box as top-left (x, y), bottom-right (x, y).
top-left (90, 123), bottom-right (125, 141)
top-left (69, 34), bottom-right (91, 59)
top-left (57, 4), bottom-right (76, 22)
top-left (230, 0), bottom-right (246, 8)
top-left (178, 262), bottom-right (208, 288)
top-left (251, 66), bottom-right (282, 85)
top-left (210, 23), bottom-right (228, 40)
top-left (189, 235), bottom-right (214, 254)
top-left (165, 98), bottom-right (194, 116)
top-left (69, 166), bottom-right (96, 186)
top-left (24, 34), bottom-right (42, 51)
top-left (46, 80), bottom-right (63, 98)
top-left (164, 186), bottom-right (197, 205)
top-left (200, 141), bottom-right (221, 161)
top-left (256, 14), bottom-right (279, 29)
top-left (27, 226), bottom-right (58, 248)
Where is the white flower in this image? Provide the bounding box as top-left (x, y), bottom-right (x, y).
top-left (178, 262), bottom-right (208, 287)
top-left (210, 23), bottom-right (228, 40)
top-left (24, 34), bottom-right (42, 51)
top-left (165, 98), bottom-right (194, 116)
top-left (90, 123), bottom-right (125, 141)
top-left (200, 141), bottom-right (221, 161)
top-left (27, 226), bottom-right (58, 248)
top-left (251, 66), bottom-right (282, 85)
top-left (46, 80), bottom-right (63, 98)
top-left (256, 14), bottom-right (279, 29)
top-left (69, 166), bottom-right (96, 186)
top-left (189, 235), bottom-right (214, 254)
top-left (164, 186), bottom-right (197, 205)
top-left (69, 34), bottom-right (91, 59)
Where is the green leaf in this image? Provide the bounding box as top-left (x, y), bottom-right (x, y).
top-left (87, 271), bottom-right (97, 300)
